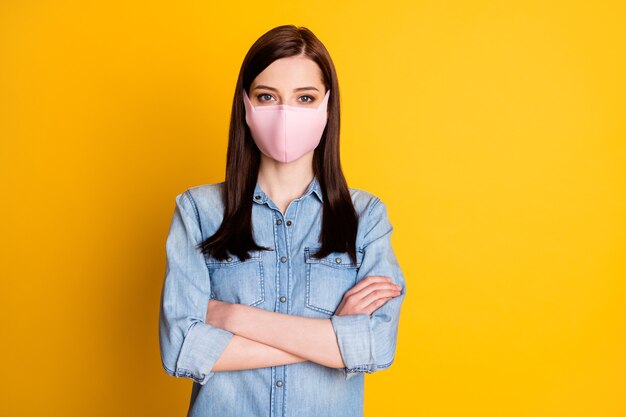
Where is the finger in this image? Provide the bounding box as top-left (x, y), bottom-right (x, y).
top-left (359, 288), bottom-right (401, 306)
top-left (347, 282), bottom-right (401, 300)
top-left (362, 297), bottom-right (392, 315)
top-left (344, 276), bottom-right (394, 296)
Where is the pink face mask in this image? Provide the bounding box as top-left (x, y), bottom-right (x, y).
top-left (243, 89), bottom-right (330, 163)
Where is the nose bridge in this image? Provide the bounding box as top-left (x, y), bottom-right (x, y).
top-left (282, 109), bottom-right (288, 162)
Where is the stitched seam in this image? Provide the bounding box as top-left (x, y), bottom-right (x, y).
top-left (183, 189), bottom-right (205, 241)
top-left (346, 358), bottom-right (395, 372)
top-left (368, 196), bottom-right (382, 218)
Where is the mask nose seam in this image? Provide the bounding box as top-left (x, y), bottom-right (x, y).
top-left (283, 109), bottom-right (287, 162)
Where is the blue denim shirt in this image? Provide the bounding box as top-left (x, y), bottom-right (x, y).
top-left (159, 176), bottom-right (407, 417)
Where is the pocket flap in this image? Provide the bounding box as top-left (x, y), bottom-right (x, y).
top-left (205, 250), bottom-right (261, 267)
top-left (304, 246), bottom-right (362, 268)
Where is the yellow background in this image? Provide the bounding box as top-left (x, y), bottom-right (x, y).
top-left (1, 1), bottom-right (624, 416)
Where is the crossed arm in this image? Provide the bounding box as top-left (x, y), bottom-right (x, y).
top-left (211, 334), bottom-right (308, 371)
top-left (207, 274), bottom-right (403, 372)
top-left (209, 303), bottom-right (343, 372)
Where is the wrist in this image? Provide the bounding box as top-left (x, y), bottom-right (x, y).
top-left (224, 302), bottom-right (243, 334)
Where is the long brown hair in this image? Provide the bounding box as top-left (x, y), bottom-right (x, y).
top-left (197, 24), bottom-right (359, 265)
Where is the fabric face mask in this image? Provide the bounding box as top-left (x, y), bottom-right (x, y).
top-left (243, 89), bottom-right (330, 163)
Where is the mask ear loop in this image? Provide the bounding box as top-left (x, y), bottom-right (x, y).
top-left (242, 89), bottom-right (253, 110)
top-left (320, 89), bottom-right (331, 113)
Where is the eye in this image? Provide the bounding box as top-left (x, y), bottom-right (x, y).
top-left (256, 93), bottom-right (275, 102)
top-left (299, 95), bottom-right (315, 104)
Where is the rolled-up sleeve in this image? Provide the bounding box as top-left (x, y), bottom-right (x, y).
top-left (158, 190), bottom-right (234, 385)
top-left (330, 197), bottom-right (407, 380)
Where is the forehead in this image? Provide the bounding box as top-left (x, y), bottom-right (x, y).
top-left (252, 56), bottom-right (324, 89)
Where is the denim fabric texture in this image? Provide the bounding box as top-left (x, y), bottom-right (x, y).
top-left (159, 175), bottom-right (407, 417)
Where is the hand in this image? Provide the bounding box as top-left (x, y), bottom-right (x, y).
top-left (334, 275), bottom-right (402, 316)
top-left (205, 298), bottom-right (235, 330)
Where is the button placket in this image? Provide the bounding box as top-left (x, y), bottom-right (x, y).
top-left (272, 207), bottom-right (290, 316)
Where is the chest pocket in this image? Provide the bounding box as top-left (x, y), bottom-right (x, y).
top-left (205, 250), bottom-right (265, 307)
top-left (304, 247), bottom-right (363, 315)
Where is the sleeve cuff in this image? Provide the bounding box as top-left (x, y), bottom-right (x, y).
top-left (175, 321), bottom-right (235, 385)
top-left (330, 313), bottom-right (375, 380)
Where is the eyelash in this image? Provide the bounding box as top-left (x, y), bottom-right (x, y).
top-left (256, 93), bottom-right (315, 103)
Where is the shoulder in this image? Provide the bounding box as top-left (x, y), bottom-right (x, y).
top-left (173, 181), bottom-right (224, 208)
top-left (185, 181), bottom-right (225, 206)
top-left (349, 186), bottom-right (384, 219)
top-left (173, 181), bottom-right (226, 230)
top-left (349, 187), bottom-right (394, 249)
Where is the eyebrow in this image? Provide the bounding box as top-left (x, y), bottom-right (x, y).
top-left (253, 85), bottom-right (320, 92)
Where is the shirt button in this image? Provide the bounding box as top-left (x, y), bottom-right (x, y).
top-left (227, 257), bottom-right (233, 262)
top-left (279, 296), bottom-right (286, 303)
top-left (280, 256), bottom-right (287, 263)
top-left (254, 195), bottom-right (261, 200)
top-left (276, 219), bottom-right (282, 225)
top-left (335, 257), bottom-right (342, 264)
top-left (276, 380), bottom-right (283, 387)
top-left (286, 220), bottom-right (292, 226)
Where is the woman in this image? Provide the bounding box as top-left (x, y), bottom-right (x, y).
top-left (159, 24), bottom-right (407, 417)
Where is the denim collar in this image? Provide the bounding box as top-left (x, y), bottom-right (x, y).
top-left (253, 175), bottom-right (323, 205)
